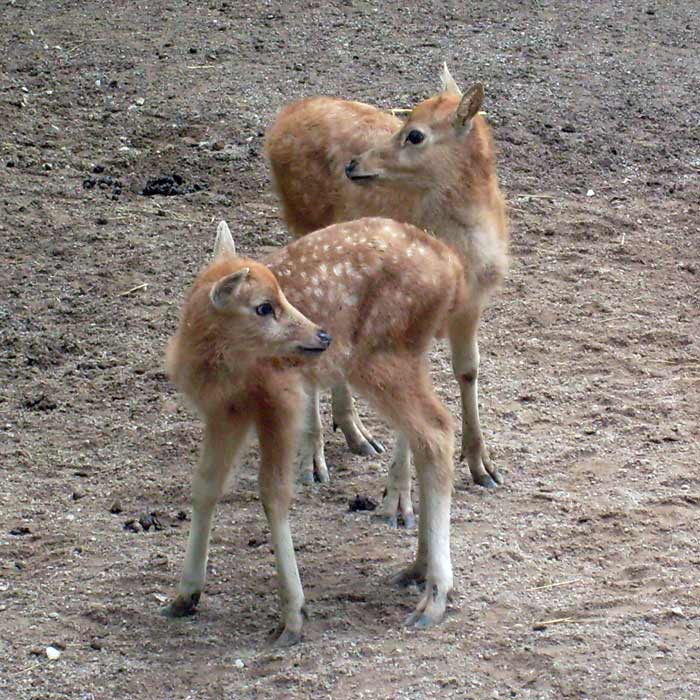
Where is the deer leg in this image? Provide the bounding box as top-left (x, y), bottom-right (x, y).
top-left (351, 359), bottom-right (454, 629)
top-left (449, 310), bottom-right (503, 488)
top-left (297, 384), bottom-right (329, 484)
top-left (258, 391), bottom-right (306, 647)
top-left (331, 382), bottom-right (385, 456)
top-left (401, 461), bottom-right (453, 629)
top-left (162, 415), bottom-right (251, 618)
top-left (380, 433), bottom-right (415, 529)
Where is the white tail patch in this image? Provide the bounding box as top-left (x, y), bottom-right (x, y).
top-left (214, 220), bottom-right (236, 258)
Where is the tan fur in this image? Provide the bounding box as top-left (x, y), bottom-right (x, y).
top-left (163, 218), bottom-right (467, 645)
top-left (265, 66), bottom-right (509, 493)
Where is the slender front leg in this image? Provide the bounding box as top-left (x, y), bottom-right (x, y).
top-left (448, 309), bottom-right (503, 487)
top-left (257, 383), bottom-right (306, 647)
top-left (260, 488), bottom-right (305, 647)
top-left (381, 433), bottom-right (416, 529)
top-left (331, 382), bottom-right (385, 456)
top-left (163, 415), bottom-right (251, 617)
top-left (297, 383), bottom-right (329, 485)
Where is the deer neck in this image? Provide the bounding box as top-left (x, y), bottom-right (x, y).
top-left (420, 189), bottom-right (508, 295)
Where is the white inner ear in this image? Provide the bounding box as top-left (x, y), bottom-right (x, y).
top-left (209, 267), bottom-right (249, 311)
top-left (213, 220), bottom-right (236, 258)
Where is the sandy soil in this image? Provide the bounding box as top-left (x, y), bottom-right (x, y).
top-left (1, 1), bottom-right (699, 698)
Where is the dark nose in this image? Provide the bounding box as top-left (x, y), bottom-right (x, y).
top-left (345, 159), bottom-right (358, 178)
top-left (317, 329), bottom-right (332, 348)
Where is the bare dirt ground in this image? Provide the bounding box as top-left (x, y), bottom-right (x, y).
top-left (1, 1), bottom-right (699, 698)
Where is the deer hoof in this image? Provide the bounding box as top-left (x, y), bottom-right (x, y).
top-left (160, 592), bottom-right (200, 618)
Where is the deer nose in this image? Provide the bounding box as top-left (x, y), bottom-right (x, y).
top-left (345, 159), bottom-right (358, 178)
top-left (317, 329), bottom-right (332, 348)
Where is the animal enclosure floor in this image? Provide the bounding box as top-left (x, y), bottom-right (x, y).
top-left (1, 2), bottom-right (699, 699)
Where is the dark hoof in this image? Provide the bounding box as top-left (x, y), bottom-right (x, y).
top-left (404, 611), bottom-right (441, 630)
top-left (473, 472), bottom-right (499, 489)
top-left (368, 438), bottom-right (385, 454)
top-left (160, 592), bottom-right (200, 618)
top-left (314, 470), bottom-right (330, 484)
top-left (381, 512), bottom-right (416, 529)
top-left (349, 440), bottom-right (380, 457)
top-left (299, 471), bottom-right (315, 485)
top-left (391, 569), bottom-right (426, 590)
top-left (402, 512), bottom-right (417, 529)
top-left (269, 625), bottom-right (303, 648)
top-left (272, 630), bottom-right (302, 648)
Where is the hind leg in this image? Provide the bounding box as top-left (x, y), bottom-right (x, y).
top-left (352, 358), bottom-right (455, 628)
top-left (331, 382), bottom-right (385, 456)
top-left (449, 309), bottom-right (503, 488)
top-left (380, 433), bottom-right (416, 529)
top-left (162, 414), bottom-right (252, 618)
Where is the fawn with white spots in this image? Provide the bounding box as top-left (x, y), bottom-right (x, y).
top-left (163, 218), bottom-right (469, 645)
top-left (266, 64), bottom-right (509, 525)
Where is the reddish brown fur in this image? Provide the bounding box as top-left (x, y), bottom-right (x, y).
top-left (163, 218), bottom-right (466, 643)
top-left (265, 69), bottom-right (509, 488)
top-left (265, 89), bottom-right (508, 296)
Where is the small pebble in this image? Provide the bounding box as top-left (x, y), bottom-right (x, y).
top-left (234, 658), bottom-right (244, 669)
top-left (46, 646), bottom-right (61, 661)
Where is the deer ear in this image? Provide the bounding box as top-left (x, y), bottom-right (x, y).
top-left (213, 220), bottom-right (236, 258)
top-left (453, 83), bottom-right (484, 132)
top-left (209, 267), bottom-right (249, 311)
top-left (439, 62), bottom-right (462, 96)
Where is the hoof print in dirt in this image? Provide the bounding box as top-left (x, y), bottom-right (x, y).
top-left (348, 494), bottom-right (378, 512)
top-left (141, 174), bottom-right (208, 197)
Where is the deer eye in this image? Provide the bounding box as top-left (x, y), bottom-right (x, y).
top-left (405, 129), bottom-right (425, 145)
top-left (255, 302), bottom-right (274, 317)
